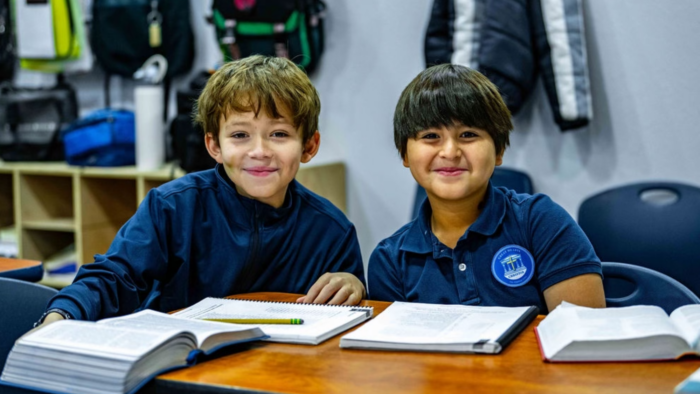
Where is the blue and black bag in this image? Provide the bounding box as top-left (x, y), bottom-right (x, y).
top-left (62, 109), bottom-right (136, 167)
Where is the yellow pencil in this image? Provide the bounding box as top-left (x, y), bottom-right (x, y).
top-left (202, 318), bottom-right (304, 325)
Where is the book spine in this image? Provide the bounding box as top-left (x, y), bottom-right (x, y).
top-left (493, 305), bottom-right (539, 353)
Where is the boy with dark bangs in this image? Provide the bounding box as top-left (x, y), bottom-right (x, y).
top-left (33, 56), bottom-right (366, 328)
top-left (368, 64), bottom-right (605, 313)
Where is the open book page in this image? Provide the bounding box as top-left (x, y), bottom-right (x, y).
top-left (98, 309), bottom-right (260, 350)
top-left (342, 302), bottom-right (531, 344)
top-left (538, 302), bottom-right (685, 358)
top-left (14, 320), bottom-right (187, 361)
top-left (670, 305), bottom-right (700, 349)
top-left (173, 297), bottom-right (371, 341)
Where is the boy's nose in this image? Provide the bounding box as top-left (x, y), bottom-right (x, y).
top-left (248, 137), bottom-right (272, 158)
top-left (440, 138), bottom-right (461, 159)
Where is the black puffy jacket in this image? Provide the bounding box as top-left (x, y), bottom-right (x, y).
top-left (425, 0), bottom-right (592, 131)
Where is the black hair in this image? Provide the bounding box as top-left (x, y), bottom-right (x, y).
top-left (393, 64), bottom-right (513, 159)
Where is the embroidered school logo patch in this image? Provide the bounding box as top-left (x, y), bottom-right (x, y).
top-left (491, 245), bottom-right (535, 287)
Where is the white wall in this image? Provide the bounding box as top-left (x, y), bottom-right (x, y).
top-left (16, 1), bottom-right (700, 271)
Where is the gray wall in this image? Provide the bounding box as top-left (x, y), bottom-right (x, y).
top-left (16, 1), bottom-right (700, 271)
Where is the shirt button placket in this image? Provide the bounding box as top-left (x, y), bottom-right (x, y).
top-left (459, 251), bottom-right (479, 304)
top-left (454, 250), bottom-right (469, 303)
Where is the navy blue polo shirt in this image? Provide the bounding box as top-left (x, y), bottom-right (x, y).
top-left (368, 183), bottom-right (601, 313)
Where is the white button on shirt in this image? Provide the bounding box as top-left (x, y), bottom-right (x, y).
top-left (459, 263), bottom-right (466, 271)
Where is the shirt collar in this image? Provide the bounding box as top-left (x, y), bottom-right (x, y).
top-left (467, 181), bottom-right (506, 237)
top-left (399, 182), bottom-right (506, 254)
top-left (399, 197), bottom-right (436, 254)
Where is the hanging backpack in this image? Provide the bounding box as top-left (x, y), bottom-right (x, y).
top-left (12, 0), bottom-right (81, 61)
top-left (211, 0), bottom-right (326, 74)
top-left (91, 0), bottom-right (194, 81)
top-left (169, 71), bottom-right (217, 173)
top-left (0, 82), bottom-right (78, 162)
top-left (0, 0), bottom-right (14, 82)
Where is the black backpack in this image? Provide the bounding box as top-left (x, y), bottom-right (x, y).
top-left (169, 71), bottom-right (217, 173)
top-left (211, 0), bottom-right (325, 74)
top-left (0, 0), bottom-right (14, 82)
top-left (0, 82), bottom-right (78, 162)
top-left (91, 0), bottom-right (194, 80)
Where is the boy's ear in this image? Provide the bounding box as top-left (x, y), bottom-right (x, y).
top-left (495, 152), bottom-right (503, 167)
top-left (204, 133), bottom-right (224, 163)
top-left (301, 131), bottom-right (321, 163)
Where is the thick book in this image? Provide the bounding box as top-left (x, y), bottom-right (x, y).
top-left (535, 302), bottom-right (700, 362)
top-left (676, 367), bottom-right (700, 394)
top-left (0, 310), bottom-right (265, 394)
top-left (173, 297), bottom-right (374, 345)
top-left (339, 301), bottom-right (538, 353)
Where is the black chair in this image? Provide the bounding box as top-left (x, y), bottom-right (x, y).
top-left (412, 167), bottom-right (534, 219)
top-left (0, 277), bottom-right (58, 374)
top-left (578, 182), bottom-right (700, 297)
top-left (602, 262), bottom-right (700, 314)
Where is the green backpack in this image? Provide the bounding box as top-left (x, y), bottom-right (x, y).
top-left (212, 0), bottom-right (325, 74)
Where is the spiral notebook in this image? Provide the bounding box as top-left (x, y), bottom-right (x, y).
top-left (173, 297), bottom-right (374, 345)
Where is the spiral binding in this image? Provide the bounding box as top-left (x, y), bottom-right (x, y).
top-left (214, 297), bottom-right (374, 312)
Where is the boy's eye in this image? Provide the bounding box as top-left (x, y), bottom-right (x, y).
top-left (420, 133), bottom-right (439, 140)
top-left (271, 131), bottom-right (289, 138)
top-left (231, 132), bottom-right (248, 139)
top-left (460, 131), bottom-right (478, 138)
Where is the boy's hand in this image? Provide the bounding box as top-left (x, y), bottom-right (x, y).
top-left (297, 273), bottom-right (366, 306)
top-left (22, 312), bottom-right (65, 338)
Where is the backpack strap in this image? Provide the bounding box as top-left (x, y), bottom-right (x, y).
top-left (222, 19), bottom-right (241, 60)
top-left (272, 21), bottom-right (289, 59)
top-left (162, 77), bottom-right (171, 123)
top-left (103, 72), bottom-right (111, 108)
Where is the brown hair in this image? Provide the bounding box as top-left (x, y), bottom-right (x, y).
top-left (393, 64), bottom-right (512, 159)
top-left (194, 55), bottom-right (321, 145)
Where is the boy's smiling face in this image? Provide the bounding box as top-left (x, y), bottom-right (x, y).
top-left (205, 107), bottom-right (319, 208)
top-left (404, 123), bottom-right (502, 203)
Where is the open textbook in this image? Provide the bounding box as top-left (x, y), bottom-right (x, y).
top-left (0, 310), bottom-right (264, 394)
top-left (676, 367), bottom-right (700, 394)
top-left (535, 302), bottom-right (700, 362)
top-left (173, 297), bottom-right (374, 345)
top-left (339, 302), bottom-right (538, 353)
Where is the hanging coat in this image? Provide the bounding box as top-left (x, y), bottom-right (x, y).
top-left (425, 0), bottom-right (592, 131)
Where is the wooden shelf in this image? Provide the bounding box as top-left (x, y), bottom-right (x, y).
top-left (22, 218), bottom-right (75, 232)
top-left (21, 229), bottom-right (74, 263)
top-left (39, 272), bottom-right (77, 289)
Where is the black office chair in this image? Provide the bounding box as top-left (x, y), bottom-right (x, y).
top-left (0, 277), bottom-right (58, 374)
top-left (578, 182), bottom-right (700, 297)
top-left (412, 167), bottom-right (534, 219)
top-left (603, 262), bottom-right (700, 314)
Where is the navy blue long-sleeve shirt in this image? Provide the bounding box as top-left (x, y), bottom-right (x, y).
top-left (47, 165), bottom-right (365, 320)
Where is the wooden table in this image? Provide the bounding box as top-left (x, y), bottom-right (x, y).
top-left (150, 292), bottom-right (700, 394)
top-left (0, 257), bottom-right (42, 282)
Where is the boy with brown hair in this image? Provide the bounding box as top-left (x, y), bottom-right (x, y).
top-left (368, 64), bottom-right (604, 312)
top-left (34, 56), bottom-right (366, 328)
